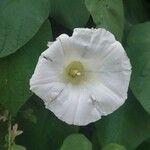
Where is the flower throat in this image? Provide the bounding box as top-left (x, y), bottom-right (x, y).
top-left (65, 61), bottom-right (85, 84)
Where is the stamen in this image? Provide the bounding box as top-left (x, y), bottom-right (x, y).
top-left (65, 61), bottom-right (85, 84)
top-left (69, 69), bottom-right (81, 78)
top-left (76, 72), bottom-right (81, 76)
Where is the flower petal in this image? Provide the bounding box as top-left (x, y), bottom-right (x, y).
top-left (88, 82), bottom-right (125, 115)
top-left (30, 56), bottom-right (65, 103)
top-left (98, 70), bottom-right (131, 100)
top-left (45, 85), bottom-right (101, 125)
top-left (41, 40), bottom-right (65, 65)
top-left (30, 81), bottom-right (65, 104)
top-left (45, 84), bottom-right (75, 124)
top-left (57, 34), bottom-right (84, 62)
top-left (71, 88), bottom-right (101, 125)
top-left (99, 42), bottom-right (131, 72)
top-left (72, 28), bottom-right (116, 59)
top-left (47, 41), bottom-right (53, 47)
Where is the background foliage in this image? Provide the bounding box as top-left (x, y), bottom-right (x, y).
top-left (0, 0), bottom-right (150, 150)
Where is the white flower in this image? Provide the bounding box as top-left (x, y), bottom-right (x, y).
top-left (30, 28), bottom-right (132, 126)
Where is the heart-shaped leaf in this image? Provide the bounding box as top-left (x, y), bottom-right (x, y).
top-left (96, 91), bottom-right (150, 149)
top-left (85, 0), bottom-right (124, 41)
top-left (0, 0), bottom-right (50, 58)
top-left (0, 20), bottom-right (52, 115)
top-left (126, 22), bottom-right (150, 113)
top-left (102, 143), bottom-right (126, 150)
top-left (60, 134), bottom-right (92, 150)
top-left (50, 0), bottom-right (90, 29)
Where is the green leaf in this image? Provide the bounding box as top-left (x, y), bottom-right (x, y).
top-left (12, 144), bottom-right (26, 150)
top-left (91, 131), bottom-right (101, 150)
top-left (15, 95), bottom-right (79, 150)
top-left (126, 22), bottom-right (150, 113)
top-left (137, 138), bottom-right (150, 150)
top-left (123, 0), bottom-right (149, 24)
top-left (50, 0), bottom-right (90, 29)
top-left (0, 20), bottom-right (52, 115)
top-left (102, 143), bottom-right (126, 150)
top-left (96, 91), bottom-right (150, 150)
top-left (22, 108), bottom-right (37, 124)
top-left (60, 134), bottom-right (92, 150)
top-left (85, 0), bottom-right (124, 41)
top-left (0, 0), bottom-right (50, 58)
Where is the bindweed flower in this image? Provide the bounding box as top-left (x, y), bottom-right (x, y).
top-left (30, 28), bottom-right (132, 126)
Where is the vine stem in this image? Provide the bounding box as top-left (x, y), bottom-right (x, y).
top-left (7, 113), bottom-right (12, 150)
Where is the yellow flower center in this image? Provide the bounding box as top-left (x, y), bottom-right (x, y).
top-left (65, 61), bottom-right (85, 84)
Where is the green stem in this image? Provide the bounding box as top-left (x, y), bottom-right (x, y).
top-left (7, 113), bottom-right (12, 150)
